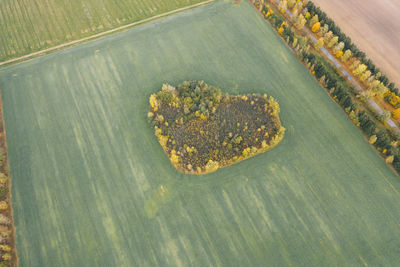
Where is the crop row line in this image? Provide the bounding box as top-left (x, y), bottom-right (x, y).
top-left (0, 0), bottom-right (214, 67)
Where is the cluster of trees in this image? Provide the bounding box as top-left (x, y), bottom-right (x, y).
top-left (305, 1), bottom-right (399, 97)
top-left (148, 81), bottom-right (284, 174)
top-left (149, 81), bottom-right (223, 126)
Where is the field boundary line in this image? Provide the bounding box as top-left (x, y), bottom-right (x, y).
top-left (0, 0), bottom-right (214, 67)
top-left (0, 91), bottom-right (18, 266)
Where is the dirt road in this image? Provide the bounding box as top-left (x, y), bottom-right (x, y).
top-left (312, 0), bottom-right (400, 87)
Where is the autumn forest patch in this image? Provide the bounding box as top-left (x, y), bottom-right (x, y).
top-left (148, 81), bottom-right (285, 174)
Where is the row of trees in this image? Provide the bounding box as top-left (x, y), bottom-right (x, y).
top-left (300, 50), bottom-right (400, 173)
top-left (301, 52), bottom-right (356, 112)
top-left (305, 1), bottom-right (399, 97)
top-left (0, 127), bottom-right (14, 266)
top-left (257, 0), bottom-right (400, 175)
top-left (301, 3), bottom-right (393, 99)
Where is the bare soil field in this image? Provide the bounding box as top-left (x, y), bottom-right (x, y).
top-left (312, 0), bottom-right (400, 86)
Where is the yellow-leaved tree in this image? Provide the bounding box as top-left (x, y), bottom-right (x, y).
top-left (333, 41), bottom-right (344, 54)
top-left (386, 155), bottom-right (395, 164)
top-left (287, 0), bottom-right (296, 9)
top-left (324, 31), bottom-right (333, 42)
top-left (279, 0), bottom-right (287, 14)
top-left (314, 38), bottom-right (324, 50)
top-left (320, 24), bottom-right (329, 36)
top-left (327, 36), bottom-right (338, 48)
top-left (295, 14), bottom-right (306, 29)
top-left (309, 15), bottom-right (318, 27)
top-left (360, 70), bottom-right (372, 82)
top-left (353, 64), bottom-right (367, 76)
top-left (311, 22), bottom-right (321, 32)
top-left (341, 49), bottom-right (352, 62)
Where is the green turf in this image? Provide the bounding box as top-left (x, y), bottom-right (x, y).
top-left (1, 1), bottom-right (400, 266)
top-left (0, 0), bottom-right (204, 62)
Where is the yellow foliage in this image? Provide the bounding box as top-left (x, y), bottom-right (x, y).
top-left (158, 135), bottom-right (169, 149)
top-left (314, 38), bottom-right (324, 50)
top-left (336, 51), bottom-right (343, 58)
top-left (0, 245), bottom-right (11, 252)
top-left (205, 160), bottom-right (219, 172)
top-left (0, 201), bottom-right (8, 210)
top-left (156, 114), bottom-right (164, 123)
top-left (170, 150), bottom-right (180, 164)
top-left (0, 173), bottom-right (7, 185)
top-left (369, 135), bottom-right (377, 144)
top-left (353, 64), bottom-right (367, 76)
top-left (311, 22), bottom-right (321, 32)
top-left (149, 94), bottom-right (159, 111)
top-left (2, 253), bottom-right (11, 261)
top-left (392, 109), bottom-right (400, 119)
top-left (154, 127), bottom-right (162, 137)
top-left (388, 93), bottom-right (400, 107)
top-left (262, 140), bottom-right (268, 148)
top-left (233, 136), bottom-right (243, 144)
top-left (386, 155), bottom-right (394, 164)
top-left (278, 27), bottom-right (284, 35)
top-left (305, 12), bottom-right (310, 19)
top-left (242, 147), bottom-right (251, 157)
top-left (266, 8), bottom-right (274, 17)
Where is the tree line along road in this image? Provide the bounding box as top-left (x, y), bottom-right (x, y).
top-left (274, 0), bottom-right (400, 134)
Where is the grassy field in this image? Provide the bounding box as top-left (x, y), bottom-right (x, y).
top-left (1, 1), bottom-right (400, 266)
top-left (0, 0), bottom-right (204, 62)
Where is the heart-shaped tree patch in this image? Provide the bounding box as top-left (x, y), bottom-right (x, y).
top-left (148, 81), bottom-right (285, 174)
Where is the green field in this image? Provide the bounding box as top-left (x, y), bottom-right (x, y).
top-left (0, 0), bottom-right (204, 62)
top-left (1, 1), bottom-right (400, 266)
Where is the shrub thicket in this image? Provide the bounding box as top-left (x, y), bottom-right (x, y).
top-left (148, 81), bottom-right (285, 174)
